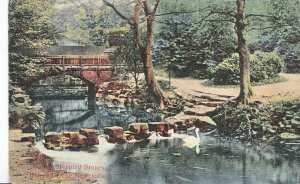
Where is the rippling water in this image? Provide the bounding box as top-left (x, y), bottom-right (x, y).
top-left (35, 98), bottom-right (300, 184)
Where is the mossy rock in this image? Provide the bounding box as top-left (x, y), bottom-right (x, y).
top-left (291, 119), bottom-right (300, 126)
top-left (280, 133), bottom-right (300, 139)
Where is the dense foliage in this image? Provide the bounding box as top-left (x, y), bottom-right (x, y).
top-left (153, 2), bottom-right (236, 78)
top-left (9, 0), bottom-right (57, 84)
top-left (208, 100), bottom-right (300, 141)
top-left (9, 0), bottom-right (57, 130)
top-left (211, 52), bottom-right (284, 85)
top-left (250, 0), bottom-right (300, 73)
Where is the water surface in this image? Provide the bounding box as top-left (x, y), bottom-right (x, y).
top-left (35, 98), bottom-right (300, 184)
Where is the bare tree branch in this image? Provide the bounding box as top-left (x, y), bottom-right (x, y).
top-left (205, 19), bottom-right (235, 23)
top-left (155, 6), bottom-right (211, 17)
top-left (153, 0), bottom-right (160, 15)
top-left (246, 14), bottom-right (278, 19)
top-left (248, 24), bottom-right (292, 31)
top-left (194, 12), bottom-right (216, 24)
top-left (102, 0), bottom-right (133, 26)
top-left (142, 0), bottom-right (151, 16)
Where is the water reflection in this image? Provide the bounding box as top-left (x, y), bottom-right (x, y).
top-left (35, 98), bottom-right (163, 133)
top-left (35, 99), bottom-right (300, 184)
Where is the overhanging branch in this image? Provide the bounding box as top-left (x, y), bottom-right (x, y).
top-left (248, 24), bottom-right (292, 31)
top-left (102, 0), bottom-right (133, 26)
top-left (155, 6), bottom-right (211, 17)
top-left (205, 19), bottom-right (235, 23)
top-left (246, 13), bottom-right (278, 20)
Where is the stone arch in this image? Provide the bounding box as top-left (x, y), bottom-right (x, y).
top-left (22, 66), bottom-right (101, 102)
top-left (23, 67), bottom-right (99, 125)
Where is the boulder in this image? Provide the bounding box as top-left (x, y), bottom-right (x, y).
top-left (112, 98), bottom-right (121, 104)
top-left (184, 119), bottom-right (195, 129)
top-left (85, 137), bottom-right (99, 145)
top-left (176, 123), bottom-right (188, 132)
top-left (280, 132), bottom-right (300, 139)
top-left (128, 123), bottom-right (150, 140)
top-left (20, 136), bottom-right (35, 143)
top-left (79, 129), bottom-right (99, 146)
top-left (164, 117), bottom-right (184, 132)
top-left (194, 116), bottom-right (217, 132)
top-left (104, 126), bottom-right (125, 143)
top-left (187, 98), bottom-right (196, 104)
top-left (128, 123), bottom-right (149, 134)
top-left (148, 122), bottom-right (170, 137)
top-left (62, 132), bottom-right (82, 146)
top-left (43, 142), bottom-right (55, 150)
top-left (63, 132), bottom-right (80, 139)
top-left (79, 129), bottom-right (99, 137)
top-left (14, 94), bottom-right (26, 103)
top-left (184, 102), bottom-right (194, 108)
top-left (164, 117), bottom-right (184, 126)
top-left (173, 114), bottom-right (195, 129)
top-left (123, 131), bottom-right (136, 141)
top-left (44, 132), bottom-right (61, 143)
top-left (174, 114), bottom-right (217, 132)
top-left (43, 130), bottom-right (100, 149)
top-left (291, 119), bottom-right (300, 126)
top-left (68, 134), bottom-right (87, 145)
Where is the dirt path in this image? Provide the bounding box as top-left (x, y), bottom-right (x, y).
top-left (155, 73), bottom-right (300, 116)
top-left (159, 73), bottom-right (300, 101)
top-left (9, 129), bottom-right (91, 184)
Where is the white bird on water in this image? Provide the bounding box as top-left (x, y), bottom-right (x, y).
top-left (151, 127), bottom-right (201, 154)
top-left (182, 127), bottom-right (201, 154)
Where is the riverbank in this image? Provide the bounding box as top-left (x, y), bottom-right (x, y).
top-left (9, 129), bottom-right (93, 184)
top-left (207, 99), bottom-right (300, 143)
top-left (153, 73), bottom-right (300, 141)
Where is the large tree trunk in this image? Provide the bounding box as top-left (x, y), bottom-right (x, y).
top-left (140, 48), bottom-right (168, 108)
top-left (103, 0), bottom-right (168, 108)
top-left (235, 0), bottom-right (253, 104)
top-left (133, 1), bottom-right (169, 108)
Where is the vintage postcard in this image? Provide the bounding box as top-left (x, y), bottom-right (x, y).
top-left (7, 0), bottom-right (300, 183)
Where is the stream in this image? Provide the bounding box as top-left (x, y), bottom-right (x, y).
top-left (33, 98), bottom-right (300, 184)
top-left (32, 99), bottom-right (300, 184)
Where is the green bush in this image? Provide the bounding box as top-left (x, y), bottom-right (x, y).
top-left (212, 52), bottom-right (284, 85)
top-left (283, 45), bottom-right (300, 73)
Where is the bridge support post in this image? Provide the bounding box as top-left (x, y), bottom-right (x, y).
top-left (87, 83), bottom-right (97, 111)
top-left (62, 55), bottom-right (65, 70)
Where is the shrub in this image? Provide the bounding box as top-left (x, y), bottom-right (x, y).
top-left (212, 53), bottom-right (240, 84)
top-left (283, 45), bottom-right (300, 73)
top-left (212, 52), bottom-right (284, 85)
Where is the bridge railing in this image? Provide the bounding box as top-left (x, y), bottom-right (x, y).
top-left (35, 55), bottom-right (111, 66)
top-left (35, 55), bottom-right (126, 68)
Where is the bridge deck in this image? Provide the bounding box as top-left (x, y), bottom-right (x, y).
top-left (36, 55), bottom-right (125, 68)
